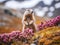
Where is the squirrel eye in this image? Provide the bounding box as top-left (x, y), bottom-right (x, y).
top-left (31, 11), bottom-right (33, 14)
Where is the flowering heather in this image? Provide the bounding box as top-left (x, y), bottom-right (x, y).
top-left (0, 28), bottom-right (34, 44)
top-left (38, 16), bottom-right (60, 30)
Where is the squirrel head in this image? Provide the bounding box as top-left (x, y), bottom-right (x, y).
top-left (24, 9), bottom-right (33, 15)
top-left (24, 9), bottom-right (34, 21)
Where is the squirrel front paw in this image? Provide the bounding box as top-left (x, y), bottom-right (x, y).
top-left (29, 21), bottom-right (34, 25)
top-left (24, 21), bottom-right (29, 25)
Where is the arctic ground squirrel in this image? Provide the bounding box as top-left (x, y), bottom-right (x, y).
top-left (22, 9), bottom-right (37, 32)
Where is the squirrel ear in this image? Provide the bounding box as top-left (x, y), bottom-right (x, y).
top-left (26, 9), bottom-right (29, 11)
top-left (30, 9), bottom-right (33, 14)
